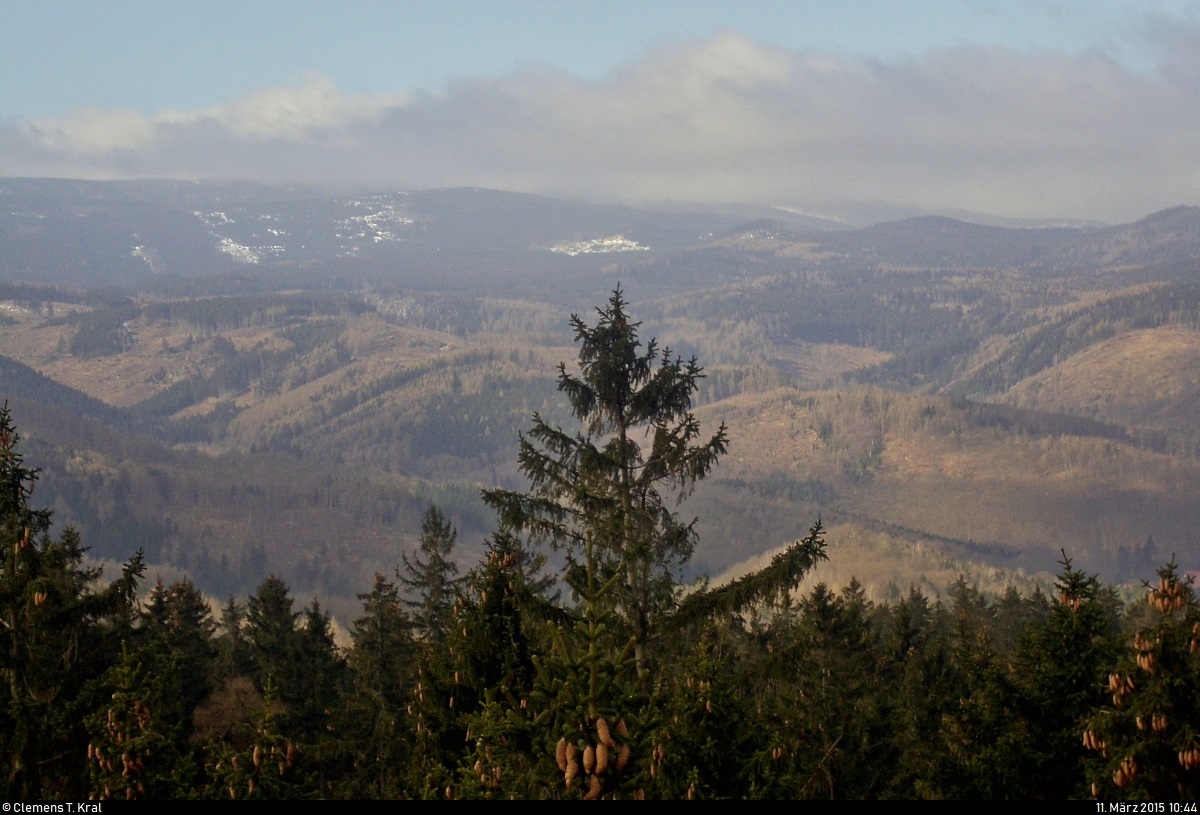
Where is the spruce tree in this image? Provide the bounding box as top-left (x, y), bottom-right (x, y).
top-left (483, 288), bottom-right (728, 672)
top-left (877, 586), bottom-right (950, 798)
top-left (245, 575), bottom-right (300, 698)
top-left (456, 529), bottom-right (642, 799)
top-left (346, 573), bottom-right (415, 798)
top-left (85, 648), bottom-right (178, 800)
top-left (138, 578), bottom-right (218, 742)
top-left (294, 598), bottom-right (348, 795)
top-left (1011, 554), bottom-right (1118, 798)
top-left (396, 506), bottom-right (468, 797)
top-left (1084, 559), bottom-right (1200, 799)
top-left (0, 403), bottom-right (144, 798)
top-left (201, 680), bottom-right (305, 800)
top-left (215, 596), bottom-right (254, 682)
top-left (400, 505), bottom-right (465, 646)
top-left (456, 529), bottom-right (553, 700)
top-left (931, 579), bottom-right (1024, 799)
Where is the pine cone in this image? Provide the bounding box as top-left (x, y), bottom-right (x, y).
top-left (597, 717), bottom-right (614, 748)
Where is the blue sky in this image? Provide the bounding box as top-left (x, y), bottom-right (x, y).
top-left (3, 1), bottom-right (1199, 220)
top-left (2, 1), bottom-right (1182, 117)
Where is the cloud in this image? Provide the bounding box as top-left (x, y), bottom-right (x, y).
top-left (4, 28), bottom-right (1200, 221)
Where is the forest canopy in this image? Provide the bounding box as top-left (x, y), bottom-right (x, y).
top-left (2, 292), bottom-right (1199, 800)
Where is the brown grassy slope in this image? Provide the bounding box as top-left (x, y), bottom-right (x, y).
top-left (0, 298), bottom-right (240, 407)
top-left (222, 340), bottom-right (573, 481)
top-left (856, 433), bottom-right (1199, 575)
top-left (712, 519), bottom-right (1047, 604)
top-left (1006, 325), bottom-right (1200, 438)
top-left (689, 387), bottom-right (1200, 584)
top-left (772, 341), bottom-right (892, 389)
top-left (0, 297), bottom-right (474, 417)
top-left (221, 315), bottom-right (464, 439)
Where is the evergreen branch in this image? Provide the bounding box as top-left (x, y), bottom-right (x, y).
top-left (669, 520), bottom-right (827, 628)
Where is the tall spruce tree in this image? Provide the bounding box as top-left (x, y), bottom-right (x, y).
top-left (484, 288), bottom-right (728, 672)
top-left (1011, 555), bottom-right (1118, 798)
top-left (394, 506), bottom-right (468, 796)
top-left (245, 575), bottom-right (300, 697)
top-left (0, 403), bottom-right (144, 798)
top-left (215, 596), bottom-right (254, 682)
top-left (400, 505), bottom-right (465, 646)
top-left (294, 598), bottom-right (347, 796)
top-left (85, 648), bottom-right (179, 800)
top-left (346, 573), bottom-right (415, 798)
top-left (137, 578), bottom-right (218, 742)
top-left (457, 529), bottom-right (553, 699)
top-left (1084, 559), bottom-right (1200, 800)
top-left (456, 529), bottom-right (642, 799)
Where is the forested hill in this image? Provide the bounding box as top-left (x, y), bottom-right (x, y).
top-left (0, 354), bottom-right (146, 433)
top-left (4, 181), bottom-right (1200, 615)
top-left (3, 394), bottom-right (1199, 800)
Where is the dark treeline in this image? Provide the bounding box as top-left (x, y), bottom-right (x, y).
top-left (6, 291), bottom-right (1200, 800)
top-left (6, 451), bottom-right (1197, 799)
top-left (0, 281), bottom-right (121, 311)
top-left (141, 292), bottom-right (373, 333)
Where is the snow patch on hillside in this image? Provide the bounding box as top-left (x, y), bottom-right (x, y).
top-left (548, 235), bottom-right (647, 255)
top-left (218, 238), bottom-right (261, 264)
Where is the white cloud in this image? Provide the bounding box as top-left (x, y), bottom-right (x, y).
top-left (199, 74), bottom-right (404, 141)
top-left (21, 108), bottom-right (159, 154)
top-left (11, 75), bottom-right (400, 158)
top-left (4, 27), bottom-right (1200, 221)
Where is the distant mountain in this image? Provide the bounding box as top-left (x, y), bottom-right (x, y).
top-left (1, 181), bottom-right (240, 286)
top-left (0, 179), bottom-right (743, 288)
top-left (933, 208), bottom-right (1106, 230)
top-left (815, 216), bottom-right (1083, 269)
top-left (713, 206), bottom-right (1200, 275)
top-left (1039, 206), bottom-right (1200, 270)
top-left (6, 179), bottom-right (1200, 290)
top-left (398, 187), bottom-right (739, 251)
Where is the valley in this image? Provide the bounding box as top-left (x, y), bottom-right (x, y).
top-left (2, 179), bottom-right (1199, 622)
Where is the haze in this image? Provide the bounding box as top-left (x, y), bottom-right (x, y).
top-left (3, 1), bottom-right (1200, 223)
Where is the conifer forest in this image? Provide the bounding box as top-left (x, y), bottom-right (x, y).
top-left (6, 287), bottom-right (1200, 801)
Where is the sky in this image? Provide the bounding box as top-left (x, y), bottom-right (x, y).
top-left (3, 1), bottom-right (1199, 222)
